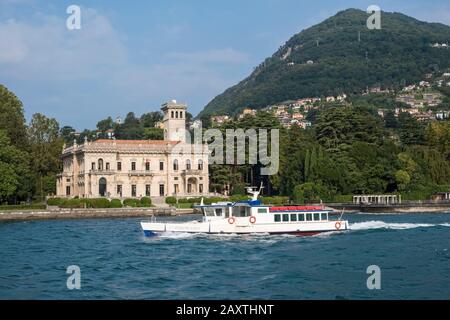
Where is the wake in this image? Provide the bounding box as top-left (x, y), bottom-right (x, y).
top-left (350, 220), bottom-right (450, 230)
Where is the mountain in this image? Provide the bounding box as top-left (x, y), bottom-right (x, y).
top-left (199, 8), bottom-right (450, 117)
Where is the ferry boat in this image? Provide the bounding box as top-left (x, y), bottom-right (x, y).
top-left (140, 186), bottom-right (348, 237)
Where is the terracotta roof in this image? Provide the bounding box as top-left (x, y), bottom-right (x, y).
top-left (93, 139), bottom-right (179, 145)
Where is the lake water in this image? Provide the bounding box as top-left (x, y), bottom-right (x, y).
top-left (0, 213), bottom-right (449, 299)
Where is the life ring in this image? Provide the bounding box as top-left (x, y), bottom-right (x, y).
top-left (249, 216), bottom-right (256, 224)
top-left (335, 221), bottom-right (342, 230)
top-left (228, 217), bottom-right (235, 224)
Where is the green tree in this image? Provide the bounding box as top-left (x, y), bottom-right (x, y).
top-left (0, 85), bottom-right (28, 150)
top-left (0, 131), bottom-right (30, 203)
top-left (28, 113), bottom-right (64, 200)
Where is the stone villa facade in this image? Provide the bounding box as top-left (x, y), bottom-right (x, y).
top-left (56, 100), bottom-right (209, 199)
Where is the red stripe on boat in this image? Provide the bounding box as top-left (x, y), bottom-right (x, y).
top-left (269, 206), bottom-right (324, 212)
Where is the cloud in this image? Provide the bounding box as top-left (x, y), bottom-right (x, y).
top-left (0, 8), bottom-right (127, 82)
top-left (0, 7), bottom-right (251, 126)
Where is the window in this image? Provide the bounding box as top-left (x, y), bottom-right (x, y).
top-left (298, 214), bottom-right (305, 221)
top-left (199, 184), bottom-right (203, 193)
top-left (117, 185), bottom-right (122, 197)
top-left (198, 159), bottom-right (203, 170)
top-left (290, 214), bottom-right (297, 222)
top-left (66, 179), bottom-right (71, 183)
top-left (131, 185), bottom-right (136, 197)
top-left (145, 185), bottom-right (151, 197)
top-left (314, 213), bottom-right (320, 221)
top-left (173, 159), bottom-right (179, 171)
top-left (215, 208), bottom-right (223, 216)
top-left (106, 162), bottom-right (110, 170)
top-left (232, 206), bottom-right (250, 217)
top-left (175, 111), bottom-right (178, 118)
top-left (98, 159), bottom-right (103, 171)
top-left (258, 208), bottom-right (268, 214)
top-left (145, 162), bottom-right (150, 171)
top-left (321, 213), bottom-right (328, 220)
top-left (159, 161), bottom-right (164, 171)
top-left (274, 214), bottom-right (281, 222)
top-left (131, 162), bottom-right (136, 171)
top-left (174, 184), bottom-right (179, 194)
top-left (66, 186), bottom-right (71, 196)
top-left (282, 214), bottom-right (289, 222)
top-left (91, 162), bottom-right (95, 170)
top-left (306, 213), bottom-right (312, 221)
top-left (187, 183), bottom-right (192, 193)
top-left (117, 162), bottom-right (122, 171)
top-left (159, 184), bottom-right (165, 196)
top-left (186, 159), bottom-right (191, 170)
top-left (171, 111), bottom-right (174, 118)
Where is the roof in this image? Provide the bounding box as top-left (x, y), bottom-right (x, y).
top-left (92, 139), bottom-right (179, 145)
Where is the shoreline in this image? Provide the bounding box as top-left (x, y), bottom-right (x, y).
top-left (0, 205), bottom-right (449, 222)
top-left (0, 207), bottom-right (196, 222)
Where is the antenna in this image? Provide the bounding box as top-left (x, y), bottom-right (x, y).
top-left (246, 183), bottom-right (264, 201)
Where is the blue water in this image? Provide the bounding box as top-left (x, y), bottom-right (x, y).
top-left (0, 213), bottom-right (449, 299)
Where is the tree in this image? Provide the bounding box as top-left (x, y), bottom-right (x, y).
top-left (0, 131), bottom-right (30, 203)
top-left (60, 126), bottom-right (76, 144)
top-left (395, 170), bottom-right (411, 191)
top-left (384, 110), bottom-right (399, 129)
top-left (398, 112), bottom-right (425, 145)
top-left (96, 117), bottom-right (113, 132)
top-left (140, 112), bottom-right (163, 128)
top-left (28, 113), bottom-right (64, 200)
top-left (0, 85), bottom-right (28, 150)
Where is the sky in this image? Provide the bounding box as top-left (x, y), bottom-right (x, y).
top-left (1, 0), bottom-right (450, 130)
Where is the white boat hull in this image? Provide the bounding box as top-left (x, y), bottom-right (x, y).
top-left (141, 218), bottom-right (348, 236)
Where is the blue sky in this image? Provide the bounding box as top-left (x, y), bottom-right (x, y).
top-left (1, 0), bottom-right (450, 130)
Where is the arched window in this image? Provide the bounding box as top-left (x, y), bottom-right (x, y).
top-left (173, 159), bottom-right (179, 171)
top-left (179, 111), bottom-right (183, 118)
top-left (186, 159), bottom-right (191, 170)
top-left (198, 159), bottom-right (203, 171)
top-left (175, 111), bottom-right (179, 118)
top-left (171, 111), bottom-right (174, 118)
top-left (98, 159), bottom-right (104, 171)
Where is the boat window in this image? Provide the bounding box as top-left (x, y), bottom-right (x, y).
top-left (321, 213), bottom-right (327, 220)
top-left (215, 208), bottom-right (223, 216)
top-left (290, 214), bottom-right (297, 222)
top-left (203, 207), bottom-right (216, 217)
top-left (314, 213), bottom-right (320, 221)
top-left (282, 214), bottom-right (289, 222)
top-left (274, 214), bottom-right (281, 222)
top-left (306, 213), bottom-right (312, 221)
top-left (257, 208), bottom-right (267, 214)
top-left (298, 214), bottom-right (305, 221)
top-left (232, 206), bottom-right (250, 217)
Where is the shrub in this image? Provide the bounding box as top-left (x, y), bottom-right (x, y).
top-left (88, 198), bottom-right (111, 208)
top-left (0, 204), bottom-right (46, 211)
top-left (123, 198), bottom-right (140, 207)
top-left (165, 196), bottom-right (177, 205)
top-left (140, 197), bottom-right (152, 207)
top-left (261, 196), bottom-right (289, 205)
top-left (60, 198), bottom-right (84, 208)
top-left (229, 194), bottom-right (249, 202)
top-left (110, 199), bottom-right (123, 208)
top-left (47, 198), bottom-right (64, 206)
